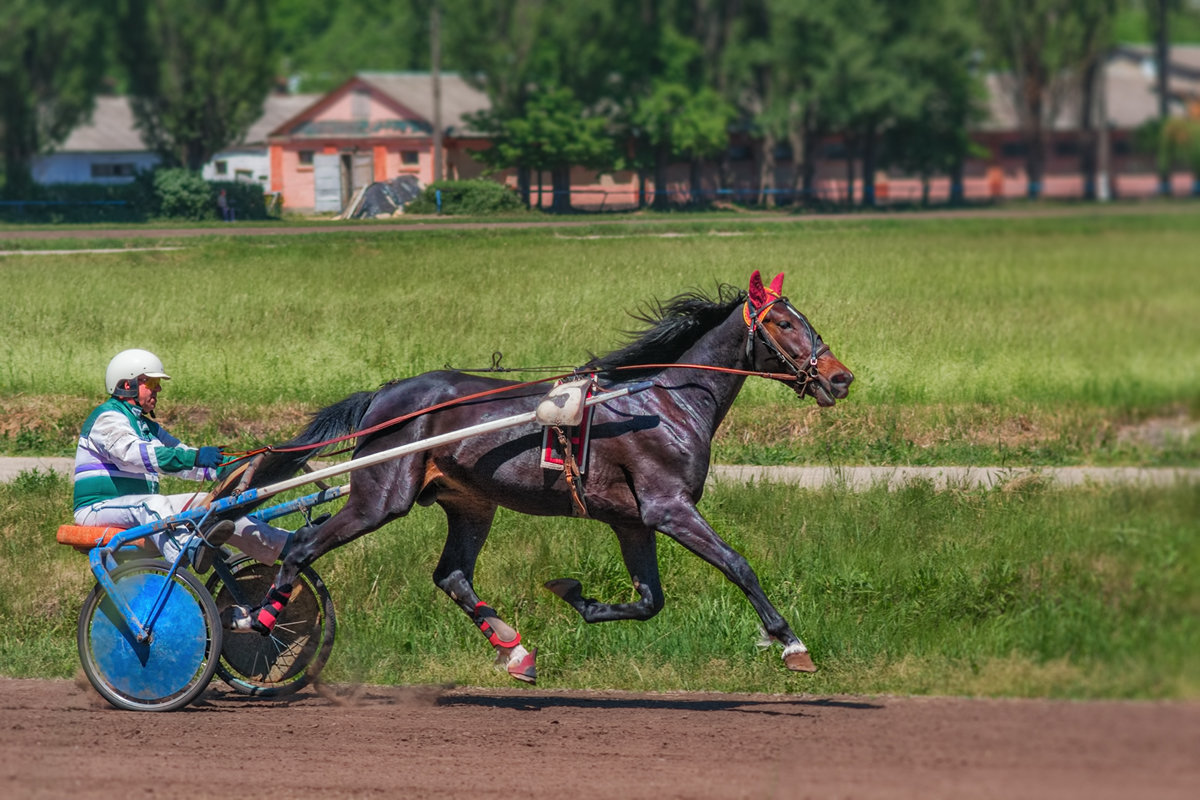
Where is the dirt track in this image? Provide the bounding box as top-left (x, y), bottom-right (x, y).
top-left (2, 677), bottom-right (1196, 799)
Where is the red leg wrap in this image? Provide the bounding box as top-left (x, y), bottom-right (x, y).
top-left (473, 601), bottom-right (520, 648)
top-left (253, 584), bottom-right (292, 633)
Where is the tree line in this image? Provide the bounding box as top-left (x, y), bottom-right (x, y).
top-left (0, 0), bottom-right (1193, 207)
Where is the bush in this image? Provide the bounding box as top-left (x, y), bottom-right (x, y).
top-left (137, 168), bottom-right (217, 221)
top-left (405, 179), bottom-right (524, 215)
top-left (0, 181), bottom-right (147, 224)
top-left (209, 179), bottom-right (269, 220)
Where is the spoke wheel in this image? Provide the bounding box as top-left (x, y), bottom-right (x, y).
top-left (77, 559), bottom-right (221, 712)
top-left (207, 557), bottom-right (336, 697)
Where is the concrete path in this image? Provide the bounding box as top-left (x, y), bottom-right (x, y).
top-left (3, 457), bottom-right (1196, 490)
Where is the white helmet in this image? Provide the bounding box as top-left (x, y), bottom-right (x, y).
top-left (105, 349), bottom-right (171, 398)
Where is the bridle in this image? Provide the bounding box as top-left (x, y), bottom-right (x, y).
top-left (743, 294), bottom-right (829, 393)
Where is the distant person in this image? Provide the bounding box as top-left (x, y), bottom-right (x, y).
top-left (217, 189), bottom-right (235, 222)
top-left (73, 349), bottom-right (301, 573)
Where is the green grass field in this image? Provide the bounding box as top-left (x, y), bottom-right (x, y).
top-left (1, 209), bottom-right (1197, 698)
top-left (2, 210), bottom-right (1198, 465)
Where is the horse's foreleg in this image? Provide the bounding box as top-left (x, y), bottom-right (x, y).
top-left (645, 499), bottom-right (816, 673)
top-left (544, 523), bottom-right (664, 622)
top-left (433, 501), bottom-right (537, 684)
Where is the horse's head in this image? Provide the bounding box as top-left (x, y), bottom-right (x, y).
top-left (745, 270), bottom-right (853, 407)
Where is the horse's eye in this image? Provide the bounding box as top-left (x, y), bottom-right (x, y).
top-left (777, 320), bottom-right (792, 330)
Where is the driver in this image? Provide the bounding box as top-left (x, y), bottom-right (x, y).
top-left (73, 349), bottom-right (294, 573)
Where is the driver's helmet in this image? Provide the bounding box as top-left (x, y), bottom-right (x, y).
top-left (105, 349), bottom-right (170, 399)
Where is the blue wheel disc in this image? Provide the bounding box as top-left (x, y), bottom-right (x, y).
top-left (87, 571), bottom-right (210, 701)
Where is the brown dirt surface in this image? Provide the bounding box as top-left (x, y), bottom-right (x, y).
top-left (2, 677), bottom-right (1196, 800)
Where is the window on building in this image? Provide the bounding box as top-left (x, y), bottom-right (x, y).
top-left (1001, 141), bottom-right (1028, 158)
top-left (235, 169), bottom-right (253, 182)
top-left (90, 163), bottom-right (136, 178)
top-left (1054, 140), bottom-right (1080, 157)
top-left (401, 150), bottom-right (419, 166)
top-left (215, 160), bottom-right (228, 175)
top-left (298, 150), bottom-right (314, 166)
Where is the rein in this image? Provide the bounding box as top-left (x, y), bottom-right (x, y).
top-left (220, 309), bottom-right (822, 465)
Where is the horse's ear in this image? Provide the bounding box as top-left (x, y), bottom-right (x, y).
top-left (768, 272), bottom-right (785, 297)
top-left (748, 270), bottom-right (768, 306)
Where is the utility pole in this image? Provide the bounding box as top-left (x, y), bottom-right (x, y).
top-left (1096, 49), bottom-right (1110, 201)
top-left (431, 0), bottom-right (443, 184)
top-left (1156, 0), bottom-right (1170, 195)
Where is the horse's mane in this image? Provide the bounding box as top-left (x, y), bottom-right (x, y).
top-left (584, 284), bottom-right (746, 376)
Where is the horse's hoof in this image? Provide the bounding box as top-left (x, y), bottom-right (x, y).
top-left (544, 578), bottom-right (582, 602)
top-left (783, 648), bottom-right (818, 673)
top-left (221, 605), bottom-right (256, 633)
top-left (505, 645), bottom-right (538, 684)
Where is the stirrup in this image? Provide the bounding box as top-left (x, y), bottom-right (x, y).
top-left (189, 520), bottom-right (235, 574)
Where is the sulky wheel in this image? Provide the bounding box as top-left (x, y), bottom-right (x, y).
top-left (77, 559), bottom-right (222, 712)
top-left (206, 556), bottom-right (336, 697)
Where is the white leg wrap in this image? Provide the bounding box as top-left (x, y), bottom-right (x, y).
top-left (499, 643), bottom-right (531, 669)
top-left (781, 641), bottom-right (809, 660)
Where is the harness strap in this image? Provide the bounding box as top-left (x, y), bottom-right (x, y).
top-left (552, 425), bottom-right (589, 518)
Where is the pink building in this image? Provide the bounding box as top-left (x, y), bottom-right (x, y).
top-left (268, 72), bottom-right (492, 212)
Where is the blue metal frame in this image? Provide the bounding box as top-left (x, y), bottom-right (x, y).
top-left (86, 483), bottom-right (349, 641)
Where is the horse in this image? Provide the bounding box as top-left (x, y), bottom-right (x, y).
top-left (222, 270), bottom-right (853, 682)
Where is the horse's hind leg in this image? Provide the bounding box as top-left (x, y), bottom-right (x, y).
top-left (433, 499), bottom-right (537, 684)
top-left (545, 522), bottom-right (664, 622)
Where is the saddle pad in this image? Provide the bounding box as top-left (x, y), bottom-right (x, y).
top-left (56, 524), bottom-right (128, 548)
top-left (540, 387), bottom-right (595, 472)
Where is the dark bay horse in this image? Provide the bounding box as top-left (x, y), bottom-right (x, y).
top-left (226, 270), bottom-right (852, 682)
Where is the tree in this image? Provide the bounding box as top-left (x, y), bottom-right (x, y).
top-left (1072, 0), bottom-right (1117, 201)
top-left (271, 0), bottom-right (440, 92)
top-left (0, 0), bottom-right (112, 196)
top-left (978, 0), bottom-right (1105, 199)
top-left (452, 0), bottom-right (626, 212)
top-left (469, 86), bottom-right (615, 212)
top-left (116, 0), bottom-right (276, 171)
top-left (626, 17), bottom-right (734, 208)
top-left (882, 0), bottom-right (985, 205)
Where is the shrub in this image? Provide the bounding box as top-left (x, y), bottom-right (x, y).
top-left (405, 179), bottom-right (524, 215)
top-left (141, 168), bottom-right (217, 221)
top-left (209, 180), bottom-right (269, 220)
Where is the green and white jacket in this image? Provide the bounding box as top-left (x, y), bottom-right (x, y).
top-left (73, 398), bottom-right (214, 511)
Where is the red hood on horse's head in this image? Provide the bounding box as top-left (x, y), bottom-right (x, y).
top-left (747, 270), bottom-right (785, 308)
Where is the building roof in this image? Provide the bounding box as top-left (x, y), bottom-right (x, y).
top-left (980, 44), bottom-right (1200, 132)
top-left (239, 94), bottom-right (323, 144)
top-left (269, 72), bottom-right (492, 140)
top-left (51, 93), bottom-right (323, 154)
top-left (54, 96), bottom-right (144, 153)
top-left (356, 72), bottom-right (491, 133)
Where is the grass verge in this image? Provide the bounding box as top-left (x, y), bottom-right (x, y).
top-left (3, 470), bottom-right (1195, 699)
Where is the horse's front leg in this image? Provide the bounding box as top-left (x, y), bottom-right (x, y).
top-left (643, 497), bottom-right (816, 673)
top-left (434, 500), bottom-right (537, 684)
top-left (545, 522), bottom-right (664, 622)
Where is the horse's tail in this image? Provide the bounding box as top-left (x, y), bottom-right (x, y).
top-left (251, 390), bottom-right (376, 487)
top-left (211, 391), bottom-right (376, 505)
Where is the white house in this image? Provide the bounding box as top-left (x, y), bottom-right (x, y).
top-left (31, 96), bottom-right (160, 184)
top-left (32, 93), bottom-right (319, 188)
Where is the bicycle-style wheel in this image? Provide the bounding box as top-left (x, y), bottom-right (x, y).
top-left (206, 557), bottom-right (336, 697)
top-left (77, 559), bottom-right (222, 712)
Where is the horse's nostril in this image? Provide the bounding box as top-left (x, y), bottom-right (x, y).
top-left (831, 371), bottom-right (853, 389)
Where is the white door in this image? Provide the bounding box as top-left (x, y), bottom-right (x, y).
top-left (313, 154), bottom-right (341, 212)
